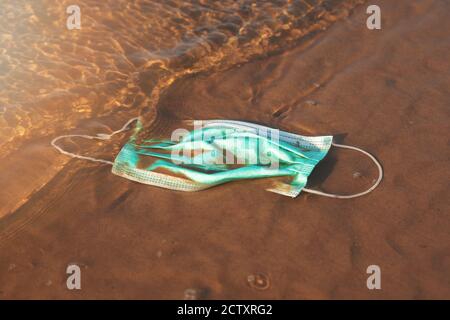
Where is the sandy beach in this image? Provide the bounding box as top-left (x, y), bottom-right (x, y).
top-left (0, 0), bottom-right (449, 299)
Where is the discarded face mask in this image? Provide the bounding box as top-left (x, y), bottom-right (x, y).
top-left (51, 118), bottom-right (383, 198)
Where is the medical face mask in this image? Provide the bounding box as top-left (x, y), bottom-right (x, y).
top-left (51, 117), bottom-right (383, 199)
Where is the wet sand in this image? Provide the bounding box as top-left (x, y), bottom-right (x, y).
top-left (1, 0), bottom-right (449, 299)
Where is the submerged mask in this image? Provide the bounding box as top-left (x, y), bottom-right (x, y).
top-left (52, 118), bottom-right (383, 198)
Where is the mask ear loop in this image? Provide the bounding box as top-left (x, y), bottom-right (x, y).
top-left (302, 142), bottom-right (383, 199)
top-left (51, 117), bottom-right (139, 165)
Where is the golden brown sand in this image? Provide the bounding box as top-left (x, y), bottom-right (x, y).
top-left (1, 0), bottom-right (449, 299)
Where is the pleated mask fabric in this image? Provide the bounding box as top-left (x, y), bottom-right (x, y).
top-left (111, 120), bottom-right (333, 197)
top-left (51, 117), bottom-right (382, 199)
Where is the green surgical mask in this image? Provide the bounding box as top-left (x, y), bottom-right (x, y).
top-left (52, 118), bottom-right (383, 199)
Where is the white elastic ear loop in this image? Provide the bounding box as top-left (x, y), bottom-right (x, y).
top-left (51, 117), bottom-right (139, 165)
top-left (302, 142), bottom-right (383, 199)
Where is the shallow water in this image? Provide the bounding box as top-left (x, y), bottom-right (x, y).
top-left (0, 0), bottom-right (364, 220)
top-left (0, 0), bottom-right (362, 155)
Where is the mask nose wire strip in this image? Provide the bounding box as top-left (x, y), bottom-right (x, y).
top-left (302, 142), bottom-right (383, 199)
top-left (50, 117), bottom-right (139, 165)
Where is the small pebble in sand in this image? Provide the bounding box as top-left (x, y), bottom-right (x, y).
top-left (8, 263), bottom-right (16, 271)
top-left (45, 280), bottom-right (53, 287)
top-left (184, 288), bottom-right (200, 300)
top-left (247, 273), bottom-right (271, 290)
top-left (353, 171), bottom-right (362, 178)
top-left (29, 261), bottom-right (38, 268)
top-left (156, 250), bottom-right (163, 258)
